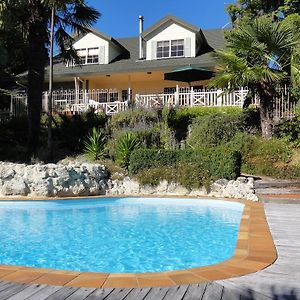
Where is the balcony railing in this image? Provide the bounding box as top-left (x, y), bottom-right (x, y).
top-left (10, 87), bottom-right (297, 120)
top-left (135, 87), bottom-right (251, 108)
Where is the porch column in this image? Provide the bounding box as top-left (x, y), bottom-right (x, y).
top-left (74, 77), bottom-right (79, 104)
top-left (127, 75), bottom-right (132, 104)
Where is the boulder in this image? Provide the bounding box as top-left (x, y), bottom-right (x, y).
top-left (1, 177), bottom-right (29, 196)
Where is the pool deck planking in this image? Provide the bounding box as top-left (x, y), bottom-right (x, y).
top-left (0, 203), bottom-right (298, 299)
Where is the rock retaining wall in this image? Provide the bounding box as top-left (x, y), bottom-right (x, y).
top-left (0, 162), bottom-right (258, 201)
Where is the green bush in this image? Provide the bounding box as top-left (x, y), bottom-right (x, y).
top-left (187, 113), bottom-right (240, 148)
top-left (238, 107), bottom-right (261, 134)
top-left (226, 133), bottom-right (297, 178)
top-left (83, 127), bottom-right (106, 161)
top-left (129, 148), bottom-right (241, 188)
top-left (129, 149), bottom-right (179, 174)
top-left (56, 112), bottom-right (107, 152)
top-left (116, 132), bottom-right (141, 169)
top-left (169, 106), bottom-right (241, 140)
top-left (274, 116), bottom-right (300, 147)
top-left (109, 108), bottom-right (159, 130)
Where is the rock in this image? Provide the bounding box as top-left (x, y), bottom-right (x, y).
top-left (140, 185), bottom-right (156, 195)
top-left (0, 168), bottom-right (15, 180)
top-left (1, 177), bottom-right (29, 196)
top-left (189, 187), bottom-right (208, 196)
top-left (215, 179), bottom-right (229, 186)
top-left (167, 182), bottom-right (189, 195)
top-left (155, 180), bottom-right (168, 194)
top-left (0, 161), bottom-right (260, 201)
top-left (237, 177), bottom-right (248, 184)
top-left (122, 177), bottom-right (140, 194)
top-left (210, 182), bottom-right (223, 193)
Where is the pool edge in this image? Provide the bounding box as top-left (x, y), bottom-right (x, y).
top-left (0, 197), bottom-right (277, 288)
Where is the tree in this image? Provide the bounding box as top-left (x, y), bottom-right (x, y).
top-left (227, 0), bottom-right (300, 24)
top-left (211, 16), bottom-right (300, 139)
top-left (0, 0), bottom-right (100, 157)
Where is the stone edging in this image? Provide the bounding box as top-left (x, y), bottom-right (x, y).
top-left (0, 162), bottom-right (258, 201)
top-left (0, 198), bottom-right (277, 288)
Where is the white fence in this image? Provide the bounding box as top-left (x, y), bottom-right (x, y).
top-left (135, 87), bottom-right (250, 108)
top-left (11, 89), bottom-right (129, 117)
top-left (10, 87), bottom-right (298, 120)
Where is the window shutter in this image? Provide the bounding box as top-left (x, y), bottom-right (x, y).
top-left (151, 41), bottom-right (157, 60)
top-left (99, 46), bottom-right (106, 64)
top-left (184, 38), bottom-right (191, 57)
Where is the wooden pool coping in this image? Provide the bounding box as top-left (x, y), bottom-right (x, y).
top-left (0, 197), bottom-right (277, 288)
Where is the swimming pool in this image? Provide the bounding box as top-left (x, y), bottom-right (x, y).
top-left (0, 198), bottom-right (244, 273)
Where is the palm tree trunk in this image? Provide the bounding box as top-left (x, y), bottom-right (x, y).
top-left (258, 82), bottom-right (275, 139)
top-left (27, 21), bottom-right (47, 157)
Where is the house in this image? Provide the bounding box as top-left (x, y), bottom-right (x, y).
top-left (14, 15), bottom-right (253, 115)
top-left (50, 15), bottom-right (225, 96)
top-left (10, 14), bottom-right (297, 119)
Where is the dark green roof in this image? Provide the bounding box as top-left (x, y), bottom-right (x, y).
top-left (48, 28), bottom-right (225, 79)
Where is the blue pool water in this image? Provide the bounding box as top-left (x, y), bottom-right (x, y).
top-left (0, 198), bottom-right (244, 273)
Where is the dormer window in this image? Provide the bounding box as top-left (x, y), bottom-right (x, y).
top-left (77, 47), bottom-right (100, 65)
top-left (157, 39), bottom-right (184, 59)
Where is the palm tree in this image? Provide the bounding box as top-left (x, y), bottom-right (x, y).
top-left (211, 16), bottom-right (300, 139)
top-left (0, 0), bottom-right (100, 157)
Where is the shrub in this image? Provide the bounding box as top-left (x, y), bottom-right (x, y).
top-left (116, 132), bottom-right (141, 169)
top-left (238, 107), bottom-right (261, 134)
top-left (135, 166), bottom-right (176, 186)
top-left (129, 148), bottom-right (241, 187)
top-left (169, 106), bottom-right (241, 140)
top-left (56, 112), bottom-right (107, 152)
top-left (109, 108), bottom-right (159, 130)
top-left (274, 116), bottom-right (300, 147)
top-left (160, 107), bottom-right (175, 150)
top-left (129, 149), bottom-right (179, 174)
top-left (83, 127), bottom-right (106, 161)
top-left (226, 133), bottom-right (297, 178)
top-left (187, 113), bottom-right (240, 148)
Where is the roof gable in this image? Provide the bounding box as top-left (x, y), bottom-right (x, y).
top-left (73, 29), bottom-right (128, 54)
top-left (142, 15), bottom-right (200, 39)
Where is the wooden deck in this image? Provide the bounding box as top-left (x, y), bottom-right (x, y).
top-left (0, 203), bottom-right (298, 300)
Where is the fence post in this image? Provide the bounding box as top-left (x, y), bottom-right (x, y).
top-left (190, 86), bottom-right (194, 107)
top-left (175, 84), bottom-right (179, 106)
top-left (217, 89), bottom-right (222, 106)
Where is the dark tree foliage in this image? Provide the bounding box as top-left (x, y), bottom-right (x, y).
top-left (0, 0), bottom-right (100, 157)
top-left (227, 0), bottom-right (300, 24)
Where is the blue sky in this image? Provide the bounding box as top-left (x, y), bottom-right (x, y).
top-left (86, 0), bottom-right (236, 38)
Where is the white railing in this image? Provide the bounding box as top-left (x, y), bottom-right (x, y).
top-left (10, 87), bottom-right (298, 120)
top-left (11, 89), bottom-right (128, 116)
top-left (136, 87), bottom-right (250, 108)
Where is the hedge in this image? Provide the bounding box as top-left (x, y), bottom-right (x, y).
top-left (129, 148), bottom-right (241, 183)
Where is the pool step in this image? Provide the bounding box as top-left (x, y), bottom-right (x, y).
top-left (254, 179), bottom-right (300, 204)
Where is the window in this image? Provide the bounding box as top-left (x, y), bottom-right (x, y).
top-left (157, 41), bottom-right (170, 59)
top-left (77, 47), bottom-right (100, 65)
top-left (157, 39), bottom-right (184, 59)
top-left (87, 47), bottom-right (99, 64)
top-left (171, 40), bottom-right (184, 57)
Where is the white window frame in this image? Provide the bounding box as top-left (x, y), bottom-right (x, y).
top-left (156, 39), bottom-right (185, 59)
